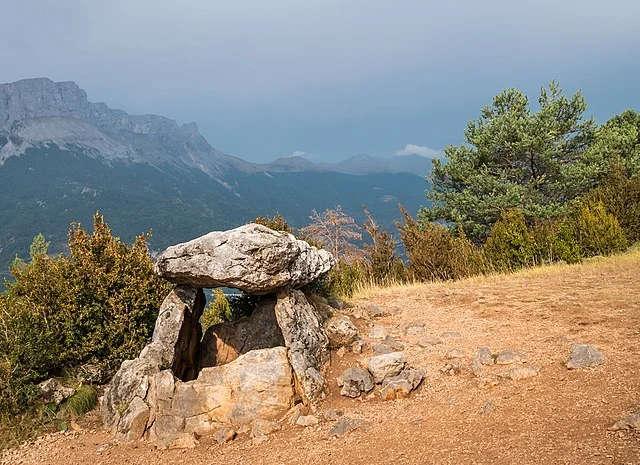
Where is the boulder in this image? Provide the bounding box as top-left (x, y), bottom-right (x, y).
top-left (495, 350), bottom-right (525, 365)
top-left (38, 379), bottom-right (75, 406)
top-left (154, 224), bottom-right (335, 294)
top-left (150, 286), bottom-right (205, 381)
top-left (566, 343), bottom-right (605, 369)
top-left (499, 366), bottom-right (540, 381)
top-left (475, 347), bottom-right (494, 365)
top-left (200, 297), bottom-right (284, 368)
top-left (379, 379), bottom-right (413, 400)
top-left (326, 416), bottom-right (365, 439)
top-left (215, 427), bottom-right (237, 445)
top-left (115, 396), bottom-right (150, 442)
top-left (274, 289), bottom-right (330, 405)
top-left (367, 352), bottom-right (406, 384)
top-left (143, 347), bottom-right (294, 440)
top-left (337, 366), bottom-right (375, 397)
top-left (324, 315), bottom-right (359, 348)
top-left (379, 368), bottom-right (424, 400)
top-left (102, 286), bottom-right (204, 434)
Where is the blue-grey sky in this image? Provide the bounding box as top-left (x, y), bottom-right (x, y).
top-left (1, 0), bottom-right (639, 162)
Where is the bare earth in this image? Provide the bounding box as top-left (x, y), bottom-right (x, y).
top-left (4, 253), bottom-right (640, 465)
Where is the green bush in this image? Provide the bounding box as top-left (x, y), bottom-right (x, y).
top-left (567, 200), bottom-right (627, 257)
top-left (0, 213), bottom-right (171, 427)
top-left (200, 289), bottom-right (231, 331)
top-left (483, 210), bottom-right (537, 271)
top-left (585, 165), bottom-right (640, 244)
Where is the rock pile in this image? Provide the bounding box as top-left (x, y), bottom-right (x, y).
top-left (101, 224), bottom-right (336, 447)
top-left (337, 352), bottom-right (424, 400)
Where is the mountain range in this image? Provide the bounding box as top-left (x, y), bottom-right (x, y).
top-left (0, 78), bottom-right (431, 276)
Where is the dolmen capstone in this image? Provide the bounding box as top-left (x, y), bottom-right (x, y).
top-left (101, 224), bottom-right (336, 447)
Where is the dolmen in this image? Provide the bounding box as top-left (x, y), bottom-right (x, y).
top-left (101, 224), bottom-right (336, 447)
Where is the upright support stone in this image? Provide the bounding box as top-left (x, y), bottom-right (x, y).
top-left (274, 289), bottom-right (330, 405)
top-left (101, 285), bottom-right (204, 437)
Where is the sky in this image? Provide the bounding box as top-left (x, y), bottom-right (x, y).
top-left (1, 0), bottom-right (639, 163)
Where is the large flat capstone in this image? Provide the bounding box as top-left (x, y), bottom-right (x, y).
top-left (154, 224), bottom-right (335, 294)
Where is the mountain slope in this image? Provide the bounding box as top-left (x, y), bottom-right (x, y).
top-left (0, 78), bottom-right (429, 275)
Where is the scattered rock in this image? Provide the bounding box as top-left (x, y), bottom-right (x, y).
top-left (367, 352), bottom-right (407, 383)
top-left (326, 416), bottom-right (364, 439)
top-left (418, 336), bottom-right (442, 347)
top-left (38, 378), bottom-right (75, 406)
top-left (383, 335), bottom-right (405, 351)
top-left (566, 343), bottom-right (606, 369)
top-left (499, 366), bottom-right (540, 381)
top-left (366, 304), bottom-right (385, 318)
top-left (471, 360), bottom-right (483, 376)
top-left (440, 359), bottom-right (467, 376)
top-left (159, 432), bottom-right (199, 449)
top-left (351, 339), bottom-right (363, 354)
top-left (373, 344), bottom-right (393, 355)
top-left (336, 346), bottom-right (348, 358)
top-left (154, 224), bottom-right (335, 294)
top-left (380, 368), bottom-right (425, 399)
top-left (405, 324), bottom-right (425, 336)
top-left (337, 366), bottom-right (375, 397)
top-left (296, 415), bottom-right (320, 427)
top-left (482, 401), bottom-right (496, 415)
top-left (495, 350), bottom-right (525, 365)
top-left (368, 326), bottom-right (387, 339)
top-left (325, 315), bottom-right (360, 348)
top-left (610, 409), bottom-right (640, 431)
top-left (475, 347), bottom-right (494, 365)
top-left (477, 374), bottom-right (500, 388)
top-left (251, 419), bottom-right (282, 438)
top-left (379, 379), bottom-right (413, 400)
top-left (445, 349), bottom-right (464, 359)
top-left (214, 427), bottom-right (237, 445)
top-left (441, 331), bottom-right (462, 339)
top-left (322, 409), bottom-right (344, 421)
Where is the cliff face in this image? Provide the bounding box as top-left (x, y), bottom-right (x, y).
top-left (0, 78), bottom-right (255, 176)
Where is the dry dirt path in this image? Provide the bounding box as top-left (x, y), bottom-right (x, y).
top-left (4, 253), bottom-right (640, 465)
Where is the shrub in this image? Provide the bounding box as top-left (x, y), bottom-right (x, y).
top-left (398, 206), bottom-right (484, 281)
top-left (200, 289), bottom-right (231, 331)
top-left (362, 206), bottom-right (406, 285)
top-left (585, 165), bottom-right (640, 244)
top-left (568, 200), bottom-right (627, 257)
top-left (253, 213), bottom-right (293, 234)
top-left (0, 213), bottom-right (171, 429)
top-left (483, 210), bottom-right (537, 271)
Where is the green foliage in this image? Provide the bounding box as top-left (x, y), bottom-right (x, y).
top-left (566, 201), bottom-right (627, 257)
top-left (325, 261), bottom-right (368, 298)
top-left (0, 213), bottom-right (171, 429)
top-left (584, 165), bottom-right (640, 244)
top-left (425, 81), bottom-right (597, 242)
top-left (398, 206), bottom-right (484, 281)
top-left (61, 385), bottom-right (98, 417)
top-left (483, 203), bottom-right (627, 271)
top-left (201, 289), bottom-right (231, 331)
top-left (483, 210), bottom-right (537, 271)
top-left (253, 213), bottom-right (293, 234)
top-left (29, 234), bottom-right (50, 259)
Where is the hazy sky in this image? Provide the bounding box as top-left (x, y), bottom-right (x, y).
top-left (1, 0), bottom-right (639, 162)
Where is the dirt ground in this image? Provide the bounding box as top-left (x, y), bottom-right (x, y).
top-left (3, 253), bottom-right (640, 465)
